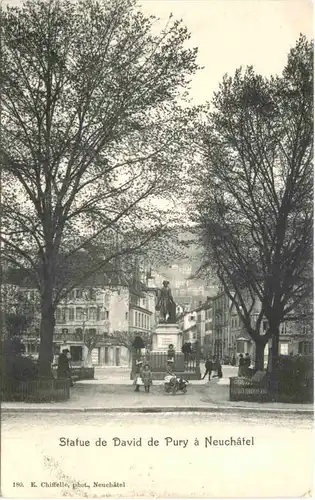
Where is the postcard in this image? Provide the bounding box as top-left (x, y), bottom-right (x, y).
top-left (1, 0), bottom-right (313, 498)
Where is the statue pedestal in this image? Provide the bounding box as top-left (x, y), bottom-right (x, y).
top-left (151, 323), bottom-right (182, 352)
top-left (149, 323), bottom-right (184, 373)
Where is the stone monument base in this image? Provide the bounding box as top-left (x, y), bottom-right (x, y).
top-left (151, 323), bottom-right (182, 352)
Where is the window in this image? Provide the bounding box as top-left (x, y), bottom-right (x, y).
top-left (125, 312), bottom-right (128, 320)
top-left (74, 328), bottom-right (83, 341)
top-left (280, 343), bottom-right (289, 355)
top-left (68, 290), bottom-right (75, 300)
top-left (236, 340), bottom-right (245, 353)
top-left (104, 310), bottom-right (109, 320)
top-left (69, 308), bottom-right (74, 321)
top-left (28, 343), bottom-right (37, 354)
top-left (298, 341), bottom-right (313, 355)
top-left (56, 308), bottom-right (61, 322)
top-left (62, 308), bottom-right (67, 322)
top-left (61, 328), bottom-right (68, 336)
top-left (87, 328), bottom-right (96, 336)
top-left (76, 289), bottom-right (83, 299)
top-left (89, 308), bottom-right (97, 321)
top-left (75, 328), bottom-right (83, 339)
top-left (135, 311), bottom-right (138, 326)
top-left (96, 307), bottom-right (101, 321)
top-left (76, 307), bottom-right (84, 320)
top-left (263, 320), bottom-right (268, 332)
top-left (70, 346), bottom-right (82, 362)
top-left (89, 288), bottom-right (96, 300)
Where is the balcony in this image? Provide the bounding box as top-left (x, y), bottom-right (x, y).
top-left (54, 332), bottom-right (107, 343)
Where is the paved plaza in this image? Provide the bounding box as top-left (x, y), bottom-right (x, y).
top-left (2, 365), bottom-right (313, 413)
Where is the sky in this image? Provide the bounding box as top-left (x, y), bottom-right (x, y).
top-left (140, 0), bottom-right (313, 104)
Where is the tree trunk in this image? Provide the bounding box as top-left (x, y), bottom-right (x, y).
top-left (85, 349), bottom-right (93, 368)
top-left (269, 326), bottom-right (280, 392)
top-left (38, 285), bottom-right (55, 378)
top-left (254, 339), bottom-right (266, 371)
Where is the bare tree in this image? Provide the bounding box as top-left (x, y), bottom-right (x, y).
top-left (1, 0), bottom-right (200, 375)
top-left (109, 330), bottom-right (150, 368)
top-left (193, 36), bottom-right (313, 373)
top-left (83, 329), bottom-right (100, 367)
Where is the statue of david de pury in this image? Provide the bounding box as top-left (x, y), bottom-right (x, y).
top-left (155, 280), bottom-right (176, 323)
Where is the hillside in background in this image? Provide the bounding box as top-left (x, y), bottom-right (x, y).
top-left (152, 231), bottom-right (218, 310)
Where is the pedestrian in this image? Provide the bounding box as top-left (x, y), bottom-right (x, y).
top-left (202, 356), bottom-right (213, 381)
top-left (141, 364), bottom-right (153, 393)
top-left (231, 355), bottom-right (236, 366)
top-left (238, 354), bottom-right (245, 377)
top-left (57, 349), bottom-right (73, 386)
top-left (217, 358), bottom-right (223, 379)
top-left (182, 342), bottom-right (192, 368)
top-left (244, 353), bottom-right (251, 366)
top-left (134, 360), bottom-right (143, 392)
top-left (244, 353), bottom-right (251, 374)
top-left (212, 356), bottom-right (222, 378)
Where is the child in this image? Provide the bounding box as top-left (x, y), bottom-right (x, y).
top-left (167, 344), bottom-right (175, 361)
top-left (141, 364), bottom-right (152, 393)
top-left (167, 344), bottom-right (176, 369)
top-left (134, 360), bottom-right (143, 392)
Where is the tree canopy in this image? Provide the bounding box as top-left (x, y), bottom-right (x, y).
top-left (193, 35), bottom-right (313, 369)
top-left (1, 0), bottom-right (200, 374)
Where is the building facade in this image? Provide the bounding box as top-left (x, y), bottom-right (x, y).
top-left (4, 270), bottom-right (158, 367)
top-left (210, 289), bottom-right (313, 364)
top-left (177, 310), bottom-right (197, 344)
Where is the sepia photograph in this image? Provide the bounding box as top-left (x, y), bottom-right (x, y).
top-left (0, 0), bottom-right (313, 498)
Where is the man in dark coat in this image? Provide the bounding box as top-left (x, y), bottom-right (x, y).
top-left (57, 349), bottom-right (71, 379)
top-left (238, 354), bottom-right (245, 377)
top-left (244, 353), bottom-right (251, 376)
top-left (202, 356), bottom-right (213, 381)
top-left (182, 342), bottom-right (192, 362)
